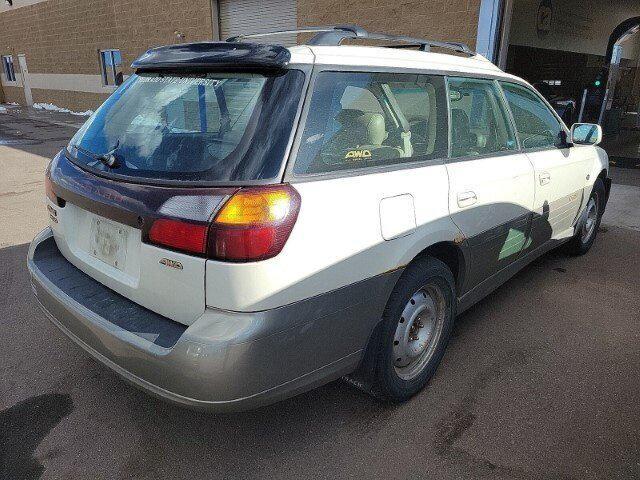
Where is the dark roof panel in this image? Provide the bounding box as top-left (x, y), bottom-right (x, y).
top-left (131, 42), bottom-right (291, 70)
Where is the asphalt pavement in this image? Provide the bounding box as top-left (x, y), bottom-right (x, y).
top-left (1, 109), bottom-right (639, 480)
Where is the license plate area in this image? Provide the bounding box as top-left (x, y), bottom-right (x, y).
top-left (89, 217), bottom-right (128, 270)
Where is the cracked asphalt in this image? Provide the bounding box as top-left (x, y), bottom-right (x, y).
top-left (1, 110), bottom-right (639, 479)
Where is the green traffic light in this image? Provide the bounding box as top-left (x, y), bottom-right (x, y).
top-left (594, 80), bottom-right (602, 87)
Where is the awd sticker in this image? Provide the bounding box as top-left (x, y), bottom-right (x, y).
top-left (159, 258), bottom-right (183, 270)
top-left (345, 149), bottom-right (372, 160)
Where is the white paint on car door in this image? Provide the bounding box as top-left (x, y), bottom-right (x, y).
top-left (447, 154), bottom-right (535, 289)
top-left (500, 81), bottom-right (592, 248)
top-left (525, 146), bottom-right (590, 240)
top-left (446, 77), bottom-right (535, 290)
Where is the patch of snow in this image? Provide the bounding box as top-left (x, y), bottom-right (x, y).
top-left (33, 102), bottom-right (94, 117)
top-left (0, 106), bottom-right (6, 113)
top-left (7, 102), bottom-right (19, 106)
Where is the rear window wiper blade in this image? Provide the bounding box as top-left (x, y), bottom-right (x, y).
top-left (69, 141), bottom-right (120, 168)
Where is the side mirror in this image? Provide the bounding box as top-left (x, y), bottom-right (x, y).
top-left (570, 123), bottom-right (602, 146)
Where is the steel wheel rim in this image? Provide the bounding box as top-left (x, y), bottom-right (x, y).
top-left (581, 195), bottom-right (598, 243)
top-left (393, 284), bottom-right (446, 381)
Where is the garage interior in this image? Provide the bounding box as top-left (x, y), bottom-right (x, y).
top-left (493, 0), bottom-right (640, 165)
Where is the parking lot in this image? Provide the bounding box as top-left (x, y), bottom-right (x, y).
top-left (1, 108), bottom-right (639, 479)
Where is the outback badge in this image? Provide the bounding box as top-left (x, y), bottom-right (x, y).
top-left (159, 258), bottom-right (183, 270)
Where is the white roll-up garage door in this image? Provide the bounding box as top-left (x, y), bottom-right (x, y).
top-left (219, 0), bottom-right (297, 46)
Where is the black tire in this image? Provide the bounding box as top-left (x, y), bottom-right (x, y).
top-left (367, 256), bottom-right (456, 402)
top-left (564, 178), bottom-right (606, 256)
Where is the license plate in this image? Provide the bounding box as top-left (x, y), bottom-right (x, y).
top-left (89, 217), bottom-right (128, 270)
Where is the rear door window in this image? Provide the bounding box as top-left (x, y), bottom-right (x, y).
top-left (499, 81), bottom-right (564, 150)
top-left (67, 70), bottom-right (305, 184)
top-left (447, 77), bottom-right (518, 159)
top-left (293, 72), bottom-right (448, 175)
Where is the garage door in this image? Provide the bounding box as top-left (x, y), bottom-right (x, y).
top-left (219, 0), bottom-right (297, 45)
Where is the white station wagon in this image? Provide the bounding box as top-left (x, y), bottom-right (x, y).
top-left (28, 25), bottom-right (611, 411)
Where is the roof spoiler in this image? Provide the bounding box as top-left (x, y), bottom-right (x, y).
top-left (131, 42), bottom-right (291, 71)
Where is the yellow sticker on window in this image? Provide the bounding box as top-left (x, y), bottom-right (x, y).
top-left (344, 149), bottom-right (372, 160)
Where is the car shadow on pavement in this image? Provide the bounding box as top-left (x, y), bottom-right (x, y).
top-left (0, 394), bottom-right (74, 480)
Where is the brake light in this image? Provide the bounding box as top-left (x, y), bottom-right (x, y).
top-left (210, 185), bottom-right (301, 261)
top-left (149, 218), bottom-right (208, 255)
top-left (146, 185), bottom-right (300, 261)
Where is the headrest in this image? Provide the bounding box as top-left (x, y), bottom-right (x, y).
top-left (355, 112), bottom-right (387, 146)
top-left (335, 109), bottom-right (365, 126)
top-left (334, 109), bottom-right (388, 147)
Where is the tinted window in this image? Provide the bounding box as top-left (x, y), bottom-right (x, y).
top-left (99, 50), bottom-right (123, 86)
top-left (500, 82), bottom-right (564, 150)
top-left (1, 55), bottom-right (16, 82)
top-left (293, 72), bottom-right (448, 175)
top-left (447, 77), bottom-right (517, 158)
top-left (67, 70), bottom-right (305, 183)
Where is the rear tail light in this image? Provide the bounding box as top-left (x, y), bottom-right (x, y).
top-left (45, 174), bottom-right (66, 207)
top-left (45, 175), bottom-right (57, 203)
top-left (147, 185), bottom-right (301, 262)
top-left (149, 219), bottom-right (208, 255)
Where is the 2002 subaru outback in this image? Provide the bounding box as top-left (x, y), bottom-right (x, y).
top-left (28, 25), bottom-right (611, 411)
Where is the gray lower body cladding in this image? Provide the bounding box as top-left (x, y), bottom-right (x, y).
top-left (27, 228), bottom-right (402, 411)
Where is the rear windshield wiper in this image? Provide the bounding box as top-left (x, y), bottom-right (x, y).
top-left (70, 141), bottom-right (120, 168)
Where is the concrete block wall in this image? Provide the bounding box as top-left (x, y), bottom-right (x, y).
top-left (0, 0), bottom-right (214, 110)
top-left (0, 0), bottom-right (481, 111)
top-left (297, 0), bottom-right (482, 51)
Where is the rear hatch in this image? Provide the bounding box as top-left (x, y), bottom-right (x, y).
top-left (45, 45), bottom-right (306, 325)
top-left (47, 156), bottom-right (234, 325)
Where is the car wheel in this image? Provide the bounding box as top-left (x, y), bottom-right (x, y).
top-left (565, 178), bottom-right (605, 256)
top-left (368, 256), bottom-right (456, 402)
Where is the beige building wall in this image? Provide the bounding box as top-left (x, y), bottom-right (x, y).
top-left (1, 0), bottom-right (482, 112)
top-left (0, 0), bottom-right (215, 110)
top-left (297, 0), bottom-right (482, 52)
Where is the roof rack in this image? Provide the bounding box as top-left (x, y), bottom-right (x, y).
top-left (226, 24), bottom-right (475, 56)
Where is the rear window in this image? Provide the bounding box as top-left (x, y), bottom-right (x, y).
top-left (293, 72), bottom-right (448, 175)
top-left (67, 70), bottom-right (305, 184)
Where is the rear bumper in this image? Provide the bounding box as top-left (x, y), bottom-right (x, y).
top-left (28, 228), bottom-right (399, 411)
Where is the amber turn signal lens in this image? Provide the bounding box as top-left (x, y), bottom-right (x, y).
top-left (215, 187), bottom-right (293, 225)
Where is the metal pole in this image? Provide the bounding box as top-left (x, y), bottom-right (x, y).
top-left (598, 88), bottom-right (610, 126)
top-left (497, 0), bottom-right (513, 70)
top-left (476, 0), bottom-right (504, 63)
top-left (578, 88), bottom-right (588, 123)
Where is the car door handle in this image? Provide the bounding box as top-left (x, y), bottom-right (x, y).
top-left (539, 172), bottom-right (551, 185)
top-left (457, 191), bottom-right (477, 208)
